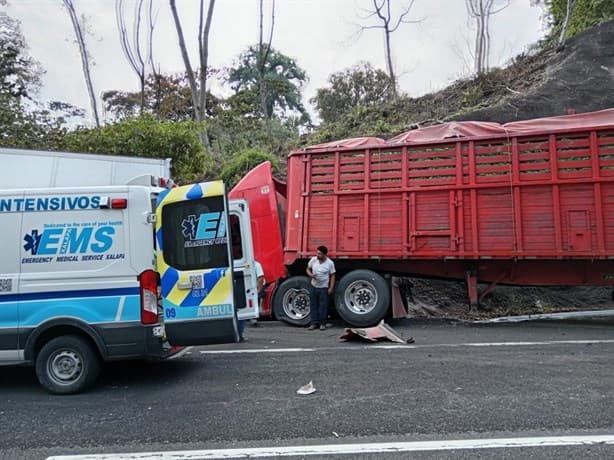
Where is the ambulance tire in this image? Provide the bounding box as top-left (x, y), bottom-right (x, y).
top-left (272, 276), bottom-right (312, 327)
top-left (334, 270), bottom-right (390, 327)
top-left (35, 335), bottom-right (101, 395)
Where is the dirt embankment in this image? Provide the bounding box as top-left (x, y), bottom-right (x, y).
top-left (403, 278), bottom-right (614, 320)
top-left (454, 19), bottom-right (614, 123)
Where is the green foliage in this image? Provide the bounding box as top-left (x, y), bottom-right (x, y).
top-left (60, 115), bottom-right (211, 184)
top-left (539, 0), bottom-right (614, 42)
top-left (461, 86), bottom-right (483, 107)
top-left (0, 11), bottom-right (41, 102)
top-left (306, 100), bottom-right (409, 144)
top-left (227, 46), bottom-right (309, 121)
top-left (220, 148), bottom-right (279, 189)
top-left (102, 72), bottom-right (222, 122)
top-left (312, 62), bottom-right (395, 124)
top-left (0, 11), bottom-right (75, 150)
top-left (0, 95), bottom-right (68, 149)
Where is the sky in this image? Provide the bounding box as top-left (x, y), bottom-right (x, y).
top-left (5, 0), bottom-right (545, 124)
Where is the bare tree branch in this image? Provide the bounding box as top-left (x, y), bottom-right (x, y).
top-left (465, 0), bottom-right (509, 75)
top-left (115, 0), bottom-right (155, 114)
top-left (169, 0), bottom-right (199, 118)
top-left (62, 0), bottom-right (100, 126)
top-left (558, 0), bottom-right (576, 47)
top-left (258, 0), bottom-right (276, 134)
top-left (360, 0), bottom-right (421, 97)
top-left (169, 0), bottom-right (215, 150)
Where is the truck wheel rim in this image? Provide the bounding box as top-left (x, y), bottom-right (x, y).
top-left (344, 280), bottom-right (378, 315)
top-left (48, 350), bottom-right (82, 385)
top-left (283, 288), bottom-right (310, 320)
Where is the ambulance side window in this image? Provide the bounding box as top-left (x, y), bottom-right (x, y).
top-left (230, 214), bottom-right (243, 261)
top-left (161, 196), bottom-right (229, 270)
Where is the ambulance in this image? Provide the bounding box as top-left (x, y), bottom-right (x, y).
top-left (0, 148), bottom-right (259, 394)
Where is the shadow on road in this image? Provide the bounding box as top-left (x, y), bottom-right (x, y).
top-left (0, 358), bottom-right (204, 394)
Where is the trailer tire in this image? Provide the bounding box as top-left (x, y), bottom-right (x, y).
top-left (272, 276), bottom-right (312, 327)
top-left (35, 335), bottom-right (101, 395)
top-left (334, 270), bottom-right (390, 327)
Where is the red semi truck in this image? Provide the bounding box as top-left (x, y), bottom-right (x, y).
top-left (230, 108), bottom-right (614, 327)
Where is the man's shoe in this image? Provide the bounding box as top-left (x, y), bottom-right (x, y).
top-left (324, 322), bottom-right (333, 329)
top-left (319, 324), bottom-right (326, 331)
top-left (307, 324), bottom-right (318, 330)
top-left (239, 336), bottom-right (248, 342)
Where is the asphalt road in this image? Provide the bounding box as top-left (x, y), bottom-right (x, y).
top-left (1, 318), bottom-right (614, 459)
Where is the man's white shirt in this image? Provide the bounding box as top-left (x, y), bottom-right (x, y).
top-left (308, 256), bottom-right (336, 288)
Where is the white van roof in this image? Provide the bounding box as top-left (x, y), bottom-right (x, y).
top-left (0, 148), bottom-right (171, 188)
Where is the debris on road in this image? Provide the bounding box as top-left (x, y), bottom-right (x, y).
top-left (296, 381), bottom-right (316, 395)
top-left (339, 320), bottom-right (415, 344)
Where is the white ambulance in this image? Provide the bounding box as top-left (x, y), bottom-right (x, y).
top-left (0, 148), bottom-right (259, 394)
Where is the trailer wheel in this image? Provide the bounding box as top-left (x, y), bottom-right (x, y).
top-left (334, 270), bottom-right (390, 327)
top-left (272, 276), bottom-right (311, 326)
top-left (35, 335), bottom-right (101, 395)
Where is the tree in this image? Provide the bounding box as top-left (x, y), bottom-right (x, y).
top-left (311, 62), bottom-right (394, 124)
top-left (62, 0), bottom-right (100, 127)
top-left (62, 115), bottom-right (210, 184)
top-left (102, 72), bottom-right (221, 121)
top-left (219, 148), bottom-right (278, 188)
top-left (0, 9), bottom-right (60, 148)
top-left (556, 0), bottom-right (576, 46)
top-left (227, 46), bottom-right (309, 122)
top-left (0, 10), bottom-right (41, 105)
top-left (359, 0), bottom-right (420, 96)
top-left (257, 0), bottom-right (275, 135)
top-left (534, 0), bottom-right (614, 46)
top-left (115, 0), bottom-right (156, 116)
top-left (464, 0), bottom-right (510, 75)
top-left (169, 0), bottom-right (215, 149)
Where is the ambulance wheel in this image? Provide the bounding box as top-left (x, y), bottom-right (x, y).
top-left (35, 335), bottom-right (101, 395)
top-left (334, 270), bottom-right (390, 327)
top-left (273, 276), bottom-right (311, 327)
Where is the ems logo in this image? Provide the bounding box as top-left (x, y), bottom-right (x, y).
top-left (23, 226), bottom-right (115, 255)
top-left (23, 230), bottom-right (42, 254)
top-left (181, 212), bottom-right (227, 248)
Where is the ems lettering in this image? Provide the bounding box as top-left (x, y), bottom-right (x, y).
top-left (196, 304), bottom-right (232, 317)
top-left (195, 212), bottom-right (226, 240)
top-left (0, 195), bottom-right (101, 213)
top-left (24, 226), bottom-right (116, 255)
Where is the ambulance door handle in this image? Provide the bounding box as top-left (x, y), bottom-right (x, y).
top-left (177, 281), bottom-right (193, 289)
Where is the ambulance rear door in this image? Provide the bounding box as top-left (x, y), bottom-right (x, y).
top-left (229, 199), bottom-right (259, 322)
top-left (156, 181), bottom-right (238, 346)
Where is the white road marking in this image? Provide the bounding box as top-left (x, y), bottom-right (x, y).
top-left (167, 346), bottom-right (193, 360)
top-left (46, 435), bottom-right (614, 459)
top-left (476, 309), bottom-right (614, 323)
top-left (198, 339), bottom-right (614, 354)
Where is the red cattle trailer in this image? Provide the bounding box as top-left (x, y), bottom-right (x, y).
top-left (230, 108), bottom-right (614, 327)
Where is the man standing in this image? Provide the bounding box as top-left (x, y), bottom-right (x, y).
top-left (306, 245), bottom-right (336, 330)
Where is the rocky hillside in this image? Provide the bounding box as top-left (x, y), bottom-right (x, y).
top-left (454, 19), bottom-right (614, 123)
top-left (321, 19), bottom-right (614, 139)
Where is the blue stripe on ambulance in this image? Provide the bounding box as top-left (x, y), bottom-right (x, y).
top-left (0, 288), bottom-right (141, 327)
top-left (163, 268), bottom-right (227, 307)
top-left (186, 183), bottom-right (203, 200)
